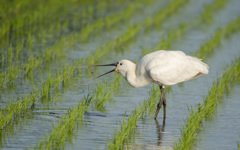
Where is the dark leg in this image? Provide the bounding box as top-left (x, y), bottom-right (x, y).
top-left (154, 85), bottom-right (165, 120)
top-left (162, 88), bottom-right (166, 119)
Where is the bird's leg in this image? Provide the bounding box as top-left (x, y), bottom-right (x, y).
top-left (162, 87), bottom-right (166, 119)
top-left (154, 85), bottom-right (164, 120)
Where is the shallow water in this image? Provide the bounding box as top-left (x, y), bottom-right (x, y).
top-left (1, 0), bottom-right (240, 149)
top-left (195, 86), bottom-right (240, 150)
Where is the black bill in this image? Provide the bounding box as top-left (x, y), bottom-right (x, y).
top-left (82, 69), bottom-right (117, 85)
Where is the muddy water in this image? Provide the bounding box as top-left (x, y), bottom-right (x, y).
top-left (1, 0), bottom-right (240, 149)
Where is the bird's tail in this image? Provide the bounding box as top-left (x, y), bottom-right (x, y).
top-left (188, 56), bottom-right (209, 74)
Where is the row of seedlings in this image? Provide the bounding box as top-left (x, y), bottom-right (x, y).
top-left (0, 0), bottom-right (127, 48)
top-left (0, 0), bottom-right (157, 89)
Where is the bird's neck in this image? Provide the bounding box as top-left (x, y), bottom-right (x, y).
top-left (125, 64), bottom-right (151, 88)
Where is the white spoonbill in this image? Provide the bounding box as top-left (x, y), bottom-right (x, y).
top-left (79, 50), bottom-right (209, 119)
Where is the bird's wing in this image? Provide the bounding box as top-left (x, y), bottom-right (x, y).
top-left (149, 61), bottom-right (199, 85)
top-left (140, 50), bottom-right (208, 86)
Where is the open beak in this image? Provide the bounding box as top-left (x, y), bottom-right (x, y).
top-left (76, 62), bottom-right (119, 85)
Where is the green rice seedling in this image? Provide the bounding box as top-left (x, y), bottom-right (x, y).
top-left (222, 16), bottom-right (240, 38)
top-left (27, 33), bottom-right (34, 51)
top-left (93, 80), bottom-right (113, 110)
top-left (7, 44), bottom-right (13, 66)
top-left (173, 55), bottom-right (240, 150)
top-left (195, 29), bottom-right (222, 59)
top-left (110, 74), bottom-right (122, 92)
top-left (93, 74), bottom-right (122, 110)
top-left (53, 73), bottom-right (62, 90)
top-left (23, 55), bottom-right (43, 76)
top-left (48, 60), bottom-right (81, 91)
top-left (1, 53), bottom-right (4, 67)
top-left (144, 0), bottom-right (189, 31)
top-left (35, 93), bottom-right (93, 150)
top-left (80, 19), bottom-right (104, 42)
top-left (0, 72), bottom-right (7, 88)
top-left (15, 39), bottom-right (24, 61)
top-left (43, 45), bottom-right (63, 64)
top-left (0, 109), bottom-right (34, 147)
top-left (0, 92), bottom-right (38, 132)
top-left (40, 74), bottom-right (53, 101)
top-left (198, 0), bottom-right (228, 24)
top-left (146, 85), bottom-right (160, 116)
top-left (114, 3), bottom-right (146, 30)
top-left (106, 99), bottom-right (148, 150)
top-left (62, 64), bottom-right (75, 86)
top-left (114, 24), bottom-right (141, 51)
top-left (7, 65), bottom-right (21, 86)
top-left (158, 24), bottom-right (187, 49)
top-left (195, 16), bottom-right (240, 59)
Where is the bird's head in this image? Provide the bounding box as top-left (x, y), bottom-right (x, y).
top-left (115, 59), bottom-right (135, 78)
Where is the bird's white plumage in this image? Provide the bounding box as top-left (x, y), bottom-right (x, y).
top-left (116, 50), bottom-right (209, 87)
top-left (111, 50), bottom-right (209, 119)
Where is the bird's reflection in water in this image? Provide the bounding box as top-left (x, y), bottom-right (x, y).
top-left (155, 118), bottom-right (165, 147)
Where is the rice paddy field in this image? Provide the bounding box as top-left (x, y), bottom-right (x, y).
top-left (1, 0), bottom-right (240, 149)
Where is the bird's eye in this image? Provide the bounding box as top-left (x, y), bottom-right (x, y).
top-left (120, 63), bottom-right (122, 65)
